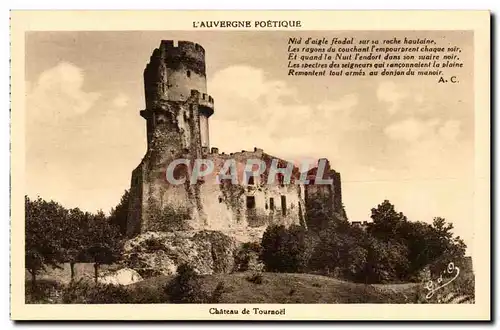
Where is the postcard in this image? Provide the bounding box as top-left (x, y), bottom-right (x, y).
top-left (10, 10), bottom-right (491, 321)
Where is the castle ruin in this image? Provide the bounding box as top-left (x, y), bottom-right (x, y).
top-left (126, 40), bottom-right (345, 238)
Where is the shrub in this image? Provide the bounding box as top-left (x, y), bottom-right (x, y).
top-left (309, 223), bottom-right (367, 280)
top-left (164, 264), bottom-right (209, 303)
top-left (128, 286), bottom-right (168, 303)
top-left (25, 279), bottom-right (63, 304)
top-left (61, 280), bottom-right (131, 304)
top-left (260, 225), bottom-right (312, 273)
top-left (355, 238), bottom-right (409, 284)
top-left (142, 237), bottom-right (167, 253)
top-left (147, 203), bottom-right (191, 232)
top-left (246, 273), bottom-right (264, 285)
top-left (233, 242), bottom-right (261, 272)
top-left (208, 281), bottom-right (226, 303)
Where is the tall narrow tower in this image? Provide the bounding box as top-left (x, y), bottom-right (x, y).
top-left (142, 40), bottom-right (214, 149)
top-left (127, 40), bottom-right (215, 237)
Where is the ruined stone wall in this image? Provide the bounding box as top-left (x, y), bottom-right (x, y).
top-left (198, 173), bottom-right (305, 230)
top-left (127, 165), bottom-right (144, 236)
top-left (332, 170), bottom-right (343, 212)
top-left (304, 161), bottom-right (346, 229)
top-left (199, 149), bottom-right (306, 231)
top-left (128, 143), bottom-right (307, 237)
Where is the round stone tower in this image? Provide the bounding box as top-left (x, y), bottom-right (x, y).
top-left (143, 40), bottom-right (214, 148)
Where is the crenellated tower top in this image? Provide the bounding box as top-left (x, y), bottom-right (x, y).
top-left (144, 40), bottom-right (208, 108)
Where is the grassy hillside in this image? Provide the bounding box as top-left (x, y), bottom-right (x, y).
top-left (128, 272), bottom-right (419, 304)
top-left (26, 270), bottom-right (474, 304)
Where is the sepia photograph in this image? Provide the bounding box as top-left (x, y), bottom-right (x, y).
top-left (10, 10), bottom-right (491, 321)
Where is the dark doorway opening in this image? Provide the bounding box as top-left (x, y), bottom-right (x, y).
top-left (246, 196), bottom-right (256, 209)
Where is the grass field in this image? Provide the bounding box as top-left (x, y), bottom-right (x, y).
top-left (27, 270), bottom-right (475, 304)
top-left (128, 272), bottom-right (420, 304)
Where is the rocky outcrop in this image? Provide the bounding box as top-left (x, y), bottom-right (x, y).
top-left (98, 268), bottom-right (143, 286)
top-left (122, 230), bottom-right (237, 278)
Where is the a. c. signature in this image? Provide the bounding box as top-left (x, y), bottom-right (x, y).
top-left (425, 262), bottom-right (460, 299)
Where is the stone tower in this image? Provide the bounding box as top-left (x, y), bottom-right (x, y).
top-left (127, 40), bottom-right (215, 236)
top-left (142, 40), bottom-right (214, 149)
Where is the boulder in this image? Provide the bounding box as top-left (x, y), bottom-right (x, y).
top-left (122, 230), bottom-right (237, 278)
top-left (98, 268), bottom-right (143, 286)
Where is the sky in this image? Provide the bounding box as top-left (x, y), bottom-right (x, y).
top-left (25, 31), bottom-right (475, 253)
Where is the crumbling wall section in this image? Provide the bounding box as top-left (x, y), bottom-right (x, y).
top-left (198, 149), bottom-right (305, 232)
top-left (127, 164), bottom-right (145, 237)
top-left (304, 159), bottom-right (346, 229)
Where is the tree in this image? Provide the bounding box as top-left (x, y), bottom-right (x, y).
top-left (309, 222), bottom-right (368, 279)
top-left (60, 207), bottom-right (92, 282)
top-left (306, 195), bottom-right (334, 231)
top-left (397, 220), bottom-right (436, 279)
top-left (306, 194), bottom-right (349, 232)
top-left (83, 212), bottom-right (122, 284)
top-left (260, 225), bottom-right (313, 273)
top-left (25, 196), bottom-right (67, 289)
top-left (25, 195), bottom-right (127, 287)
top-left (164, 264), bottom-right (208, 303)
top-left (25, 250), bottom-right (44, 290)
top-left (286, 225), bottom-right (315, 272)
top-left (366, 200), bottom-right (467, 281)
top-left (427, 217), bottom-right (466, 275)
top-left (368, 200), bottom-right (408, 240)
top-left (359, 237), bottom-right (409, 283)
top-left (109, 190), bottom-right (130, 236)
top-left (260, 225), bottom-right (289, 272)
top-left (234, 241), bottom-right (261, 272)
